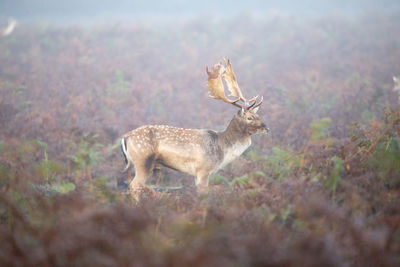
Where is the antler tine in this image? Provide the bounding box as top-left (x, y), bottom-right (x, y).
top-left (231, 99), bottom-right (244, 109)
top-left (248, 96), bottom-right (263, 110)
top-left (246, 95), bottom-right (259, 109)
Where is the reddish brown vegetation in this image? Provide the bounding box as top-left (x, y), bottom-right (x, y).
top-left (0, 14), bottom-right (399, 266)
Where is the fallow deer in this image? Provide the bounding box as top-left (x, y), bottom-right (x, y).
top-left (121, 59), bottom-right (269, 200)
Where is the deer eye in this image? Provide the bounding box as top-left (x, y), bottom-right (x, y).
top-left (247, 117), bottom-right (253, 121)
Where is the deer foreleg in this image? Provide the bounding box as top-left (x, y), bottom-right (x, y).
top-left (195, 171), bottom-right (211, 194)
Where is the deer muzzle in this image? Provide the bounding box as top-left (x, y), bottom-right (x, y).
top-left (261, 123), bottom-right (269, 134)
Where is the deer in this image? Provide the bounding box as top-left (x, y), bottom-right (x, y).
top-left (394, 76), bottom-right (400, 104)
top-left (121, 59), bottom-right (269, 200)
top-left (0, 18), bottom-right (17, 37)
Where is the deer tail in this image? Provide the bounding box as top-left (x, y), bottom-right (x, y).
top-left (121, 137), bottom-right (131, 172)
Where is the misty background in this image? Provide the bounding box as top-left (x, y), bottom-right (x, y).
top-left (1, 0), bottom-right (400, 23)
top-left (1, 0), bottom-right (400, 265)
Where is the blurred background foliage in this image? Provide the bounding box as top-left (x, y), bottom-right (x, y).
top-left (0, 2), bottom-right (400, 265)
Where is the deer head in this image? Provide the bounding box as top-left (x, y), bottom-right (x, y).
top-left (206, 58), bottom-right (268, 135)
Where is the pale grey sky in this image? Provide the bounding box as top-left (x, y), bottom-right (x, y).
top-left (1, 0), bottom-right (399, 22)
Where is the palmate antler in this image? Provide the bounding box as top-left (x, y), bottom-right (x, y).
top-left (206, 58), bottom-right (263, 110)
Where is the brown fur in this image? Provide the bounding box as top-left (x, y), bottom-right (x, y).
top-left (121, 108), bottom-right (268, 200)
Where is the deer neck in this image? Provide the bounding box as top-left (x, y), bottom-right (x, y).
top-left (218, 116), bottom-right (251, 151)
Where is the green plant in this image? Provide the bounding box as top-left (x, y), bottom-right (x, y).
top-left (0, 141), bottom-right (8, 187)
top-left (279, 204), bottom-right (293, 225)
top-left (210, 170), bottom-right (267, 188)
top-left (326, 156), bottom-right (344, 200)
top-left (0, 164), bottom-right (9, 188)
top-left (0, 80), bottom-right (27, 97)
top-left (32, 140), bottom-right (64, 186)
top-left (368, 137), bottom-right (400, 187)
top-left (112, 69), bottom-right (130, 92)
top-left (209, 173), bottom-right (229, 186)
top-left (94, 176), bottom-right (116, 203)
top-left (264, 147), bottom-right (301, 180)
top-left (51, 182), bottom-right (76, 194)
top-left (310, 117), bottom-right (332, 141)
top-left (230, 174), bottom-right (250, 188)
top-left (69, 133), bottom-right (103, 187)
top-left (246, 149), bottom-right (264, 162)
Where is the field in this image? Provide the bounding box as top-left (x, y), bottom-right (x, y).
top-left (0, 13), bottom-right (400, 266)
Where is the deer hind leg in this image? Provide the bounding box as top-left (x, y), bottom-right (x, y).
top-left (129, 154), bottom-right (157, 201)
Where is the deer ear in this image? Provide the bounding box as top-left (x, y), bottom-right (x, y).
top-left (239, 108), bottom-right (245, 116)
top-left (252, 107), bottom-right (260, 114)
